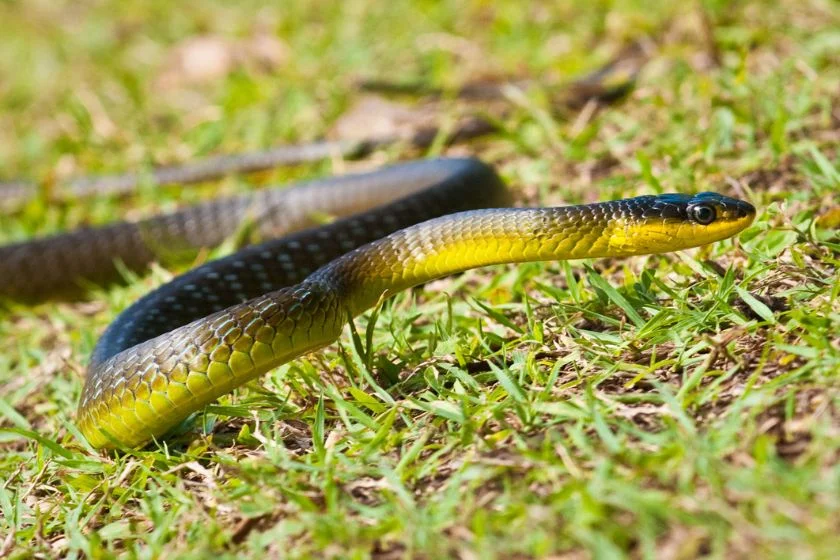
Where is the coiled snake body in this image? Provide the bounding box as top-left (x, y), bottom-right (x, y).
top-left (0, 158), bottom-right (755, 449)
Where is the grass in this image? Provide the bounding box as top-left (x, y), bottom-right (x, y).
top-left (1, 0), bottom-right (839, 557)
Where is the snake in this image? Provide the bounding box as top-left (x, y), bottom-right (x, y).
top-left (0, 158), bottom-right (755, 449)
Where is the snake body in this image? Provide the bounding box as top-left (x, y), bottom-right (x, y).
top-left (0, 158), bottom-right (755, 449)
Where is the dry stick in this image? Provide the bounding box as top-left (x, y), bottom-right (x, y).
top-left (362, 42), bottom-right (647, 108)
top-left (0, 46), bottom-right (647, 207)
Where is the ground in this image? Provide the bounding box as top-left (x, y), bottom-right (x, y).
top-left (1, 0), bottom-right (839, 558)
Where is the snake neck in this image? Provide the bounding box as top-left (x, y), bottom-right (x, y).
top-left (311, 206), bottom-right (619, 317)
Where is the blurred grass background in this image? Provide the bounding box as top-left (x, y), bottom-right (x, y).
top-left (1, 0), bottom-right (839, 558)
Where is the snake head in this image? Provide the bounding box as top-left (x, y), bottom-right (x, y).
top-left (681, 191), bottom-right (756, 246)
top-left (608, 192), bottom-right (756, 255)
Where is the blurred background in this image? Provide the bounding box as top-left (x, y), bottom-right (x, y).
top-left (2, 0), bottom-right (839, 558)
top-left (0, 1), bottom-right (741, 229)
top-left (2, 0), bottom-right (837, 228)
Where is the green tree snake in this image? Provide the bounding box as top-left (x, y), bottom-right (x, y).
top-left (0, 158), bottom-right (755, 449)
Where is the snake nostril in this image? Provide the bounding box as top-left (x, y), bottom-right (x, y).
top-left (737, 201), bottom-right (755, 218)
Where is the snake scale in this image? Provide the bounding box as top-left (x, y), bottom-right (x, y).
top-left (0, 158), bottom-right (755, 449)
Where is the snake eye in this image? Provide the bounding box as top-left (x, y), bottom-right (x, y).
top-left (691, 204), bottom-right (716, 225)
